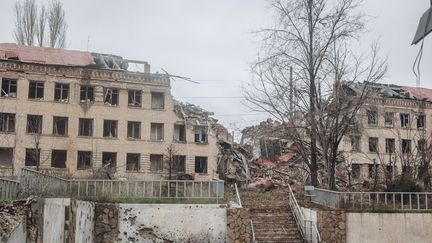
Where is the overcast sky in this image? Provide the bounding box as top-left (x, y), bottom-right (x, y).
top-left (0, 0), bottom-right (431, 139)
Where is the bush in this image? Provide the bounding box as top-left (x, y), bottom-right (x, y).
top-left (386, 176), bottom-right (422, 192)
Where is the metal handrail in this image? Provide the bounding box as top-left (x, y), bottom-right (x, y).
top-left (250, 220), bottom-right (256, 243)
top-left (234, 183), bottom-right (242, 207)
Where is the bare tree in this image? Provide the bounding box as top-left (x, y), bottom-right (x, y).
top-left (244, 0), bottom-right (387, 189)
top-left (47, 0), bottom-right (67, 48)
top-left (165, 143), bottom-right (179, 180)
top-left (13, 0), bottom-right (38, 46)
top-left (36, 5), bottom-right (46, 47)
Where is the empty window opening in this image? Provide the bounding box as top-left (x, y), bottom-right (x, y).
top-left (367, 109), bottom-right (378, 126)
top-left (384, 112), bottom-right (394, 127)
top-left (400, 113), bottom-right (410, 128)
top-left (350, 135), bottom-right (360, 152)
top-left (368, 163), bottom-right (378, 179)
top-left (174, 124), bottom-right (186, 142)
top-left (151, 92), bottom-right (165, 109)
top-left (194, 126), bottom-right (208, 143)
top-left (54, 83), bottom-right (69, 102)
top-left (104, 88), bottom-right (119, 106)
top-left (77, 151), bottom-right (92, 170)
top-left (418, 139), bottom-right (427, 153)
top-left (53, 116), bottom-right (68, 136)
top-left (28, 81), bottom-right (44, 99)
top-left (126, 153), bottom-right (140, 171)
top-left (150, 154), bottom-right (163, 172)
top-left (352, 164), bottom-right (361, 179)
top-left (417, 114), bottom-right (426, 128)
top-left (128, 90), bottom-right (142, 107)
top-left (0, 113), bottom-right (15, 132)
top-left (80, 85), bottom-right (94, 102)
top-left (103, 120), bottom-right (118, 138)
top-left (150, 123), bottom-right (164, 141)
top-left (173, 155), bottom-right (186, 173)
top-left (1, 79), bottom-right (17, 97)
top-left (368, 137), bottom-right (378, 153)
top-left (25, 148), bottom-right (40, 166)
top-left (385, 138), bottom-right (395, 154)
top-left (51, 150), bottom-right (67, 168)
top-left (27, 115), bottom-right (42, 134)
top-left (78, 118), bottom-right (93, 136)
top-left (127, 121), bottom-right (141, 139)
top-left (0, 148), bottom-right (13, 167)
top-left (102, 152), bottom-right (117, 169)
top-left (402, 139), bottom-right (411, 154)
top-left (195, 156), bottom-right (208, 173)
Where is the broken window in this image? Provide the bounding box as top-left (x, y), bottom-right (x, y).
top-left (368, 163), bottom-right (378, 178)
top-left (1, 78), bottom-right (17, 98)
top-left (51, 150), bottom-right (67, 168)
top-left (103, 88), bottom-right (119, 106)
top-left (385, 138), bottom-right (395, 154)
top-left (384, 112), bottom-right (394, 127)
top-left (78, 118), bottom-right (93, 136)
top-left (368, 137), bottom-right (378, 153)
top-left (194, 126), bottom-right (208, 143)
top-left (27, 115), bottom-right (42, 134)
top-left (25, 148), bottom-right (40, 166)
top-left (417, 114), bottom-right (426, 129)
top-left (350, 135), bottom-right (360, 152)
top-left (352, 164), bottom-right (361, 179)
top-left (418, 139), bottom-right (427, 153)
top-left (0, 148), bottom-right (13, 167)
top-left (367, 109), bottom-right (378, 126)
top-left (54, 83), bottom-right (69, 102)
top-left (150, 123), bottom-right (164, 141)
top-left (128, 90), bottom-right (142, 107)
top-left (150, 154), bottom-right (163, 172)
top-left (151, 92), bottom-right (165, 109)
top-left (386, 165), bottom-right (394, 177)
top-left (174, 124), bottom-right (186, 142)
top-left (80, 85), bottom-right (94, 102)
top-left (103, 120), bottom-right (118, 138)
top-left (195, 156), bottom-right (208, 173)
top-left (53, 116), bottom-right (68, 136)
top-left (77, 151), bottom-right (92, 170)
top-left (127, 121), bottom-right (141, 139)
top-left (126, 153), bottom-right (140, 171)
top-left (0, 113), bottom-right (15, 132)
top-left (102, 152), bottom-right (117, 169)
top-left (402, 139), bottom-right (411, 154)
top-left (173, 155), bottom-right (186, 173)
top-left (400, 113), bottom-right (410, 128)
top-left (28, 81), bottom-right (44, 99)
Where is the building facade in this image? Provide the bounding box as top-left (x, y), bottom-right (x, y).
top-left (0, 43), bottom-right (219, 181)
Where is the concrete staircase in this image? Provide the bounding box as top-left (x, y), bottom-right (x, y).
top-left (242, 191), bottom-right (304, 243)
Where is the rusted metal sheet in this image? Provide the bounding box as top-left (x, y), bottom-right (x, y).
top-left (401, 86), bottom-right (432, 102)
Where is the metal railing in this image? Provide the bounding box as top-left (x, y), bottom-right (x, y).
top-left (288, 184), bottom-right (321, 243)
top-left (20, 168), bottom-right (69, 197)
top-left (0, 178), bottom-right (20, 200)
top-left (308, 187), bottom-right (432, 211)
top-left (234, 183), bottom-right (242, 207)
top-left (250, 220), bottom-right (256, 243)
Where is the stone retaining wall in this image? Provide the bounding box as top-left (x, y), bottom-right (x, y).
top-left (317, 209), bottom-right (346, 243)
top-left (94, 203), bottom-right (118, 243)
top-left (227, 208), bottom-right (252, 243)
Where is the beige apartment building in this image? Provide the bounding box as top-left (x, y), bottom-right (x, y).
top-left (341, 82), bottom-right (432, 181)
top-left (0, 43), bottom-right (221, 181)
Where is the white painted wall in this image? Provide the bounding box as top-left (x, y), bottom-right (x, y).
top-left (118, 204), bottom-right (226, 243)
top-left (6, 224), bottom-right (26, 243)
top-left (346, 212), bottom-right (432, 243)
top-left (75, 200), bottom-right (95, 243)
top-left (43, 198), bottom-right (70, 243)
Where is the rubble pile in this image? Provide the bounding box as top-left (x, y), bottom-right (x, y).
top-left (0, 201), bottom-right (28, 241)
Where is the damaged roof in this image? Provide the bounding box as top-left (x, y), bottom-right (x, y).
top-left (174, 100), bottom-right (217, 125)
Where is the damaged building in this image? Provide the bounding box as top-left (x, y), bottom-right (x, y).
top-left (0, 43), bottom-right (223, 181)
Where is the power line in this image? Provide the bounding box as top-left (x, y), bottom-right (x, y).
top-left (177, 96), bottom-right (245, 99)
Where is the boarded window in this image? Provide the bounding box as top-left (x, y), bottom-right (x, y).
top-left (402, 139), bottom-right (411, 154)
top-left (126, 153), bottom-right (140, 171)
top-left (400, 113), bottom-right (410, 128)
top-left (0, 113), bottom-right (15, 132)
top-left (103, 120), bottom-right (118, 138)
top-left (0, 148), bottom-right (13, 167)
top-left (150, 154), bottom-right (163, 172)
top-left (25, 148), bottom-right (40, 166)
top-left (195, 156), bottom-right (208, 173)
top-left (368, 137), bottom-right (378, 153)
top-left (80, 85), bottom-right (94, 102)
top-left (54, 83), bottom-right (69, 102)
top-left (78, 118), bottom-right (93, 136)
top-left (77, 151), bottom-right (92, 170)
top-left (151, 92), bottom-right (164, 109)
top-left (51, 150), bottom-right (67, 168)
top-left (173, 155), bottom-right (186, 173)
top-left (174, 124), bottom-right (186, 142)
top-left (102, 152), bottom-right (117, 169)
top-left (1, 78), bottom-right (17, 98)
top-left (128, 90), bottom-right (142, 107)
top-left (417, 114), bottom-right (426, 128)
top-left (384, 112), bottom-right (394, 127)
top-left (27, 115), bottom-right (42, 134)
top-left (103, 88), bottom-right (119, 106)
top-left (194, 126), bottom-right (208, 143)
top-left (28, 81), bottom-right (44, 99)
top-left (385, 138), bottom-right (395, 154)
top-left (367, 109), bottom-right (378, 126)
top-left (352, 164), bottom-right (361, 179)
top-left (127, 121), bottom-right (141, 139)
top-left (350, 135), bottom-right (360, 152)
top-left (53, 116), bottom-right (68, 136)
top-left (150, 123), bottom-right (164, 141)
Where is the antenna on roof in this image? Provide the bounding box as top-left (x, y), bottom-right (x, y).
top-left (161, 68), bottom-right (200, 84)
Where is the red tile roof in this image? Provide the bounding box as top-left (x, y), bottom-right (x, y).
top-left (401, 86), bottom-right (432, 102)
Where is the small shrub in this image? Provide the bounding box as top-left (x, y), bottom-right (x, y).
top-left (386, 176), bottom-right (422, 192)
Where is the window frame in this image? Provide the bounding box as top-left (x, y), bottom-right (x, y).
top-left (150, 123), bottom-right (164, 141)
top-left (77, 151), bottom-right (92, 170)
top-left (53, 116), bottom-right (68, 136)
top-left (103, 120), bottom-right (118, 138)
top-left (78, 118), bottom-right (93, 137)
top-left (28, 81), bottom-right (44, 99)
top-left (54, 83), bottom-right (70, 102)
top-left (194, 156), bottom-right (208, 174)
top-left (0, 113), bottom-right (15, 133)
top-left (368, 137), bottom-right (378, 153)
top-left (150, 154), bottom-right (164, 172)
top-left (79, 85), bottom-right (94, 103)
top-left (1, 78), bottom-right (17, 98)
top-left (127, 121), bottom-right (141, 139)
top-left (126, 153), bottom-right (140, 172)
top-left (128, 90), bottom-right (142, 107)
top-left (26, 115), bottom-right (43, 134)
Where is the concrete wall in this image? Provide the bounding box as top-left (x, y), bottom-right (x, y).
top-left (75, 200), bottom-right (95, 243)
top-left (346, 212), bottom-right (432, 243)
top-left (5, 224), bottom-right (27, 243)
top-left (43, 198), bottom-right (70, 243)
top-left (118, 204), bottom-right (226, 242)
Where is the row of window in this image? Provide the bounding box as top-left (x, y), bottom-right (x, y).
top-left (0, 113), bottom-right (209, 143)
top-left (351, 135), bottom-right (426, 154)
top-left (367, 109), bottom-right (426, 129)
top-left (24, 149), bottom-right (209, 173)
top-left (1, 78), bottom-right (165, 109)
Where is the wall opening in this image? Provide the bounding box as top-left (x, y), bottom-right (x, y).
top-left (174, 124), bottom-right (186, 142)
top-left (195, 156), bottom-right (208, 173)
top-left (128, 90), bottom-right (142, 107)
top-left (54, 83), bottom-right (69, 102)
top-left (79, 118), bottom-right (93, 136)
top-left (27, 115), bottom-right (43, 134)
top-left (150, 154), bottom-right (163, 172)
top-left (0, 113), bottom-right (15, 132)
top-left (77, 151), bottom-right (92, 170)
top-left (151, 92), bottom-right (165, 109)
top-left (1, 78), bottom-right (17, 98)
top-left (80, 85), bottom-right (94, 102)
top-left (51, 150), bottom-right (67, 168)
top-left (127, 121), bottom-right (141, 139)
top-left (104, 88), bottom-right (119, 106)
top-left (126, 153), bottom-right (140, 171)
top-left (150, 123), bottom-right (164, 141)
top-left (103, 120), bottom-right (118, 138)
top-left (0, 148), bottom-right (13, 167)
top-left (53, 116), bottom-right (68, 136)
top-left (28, 81), bottom-right (44, 99)
top-left (102, 152), bottom-right (117, 170)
